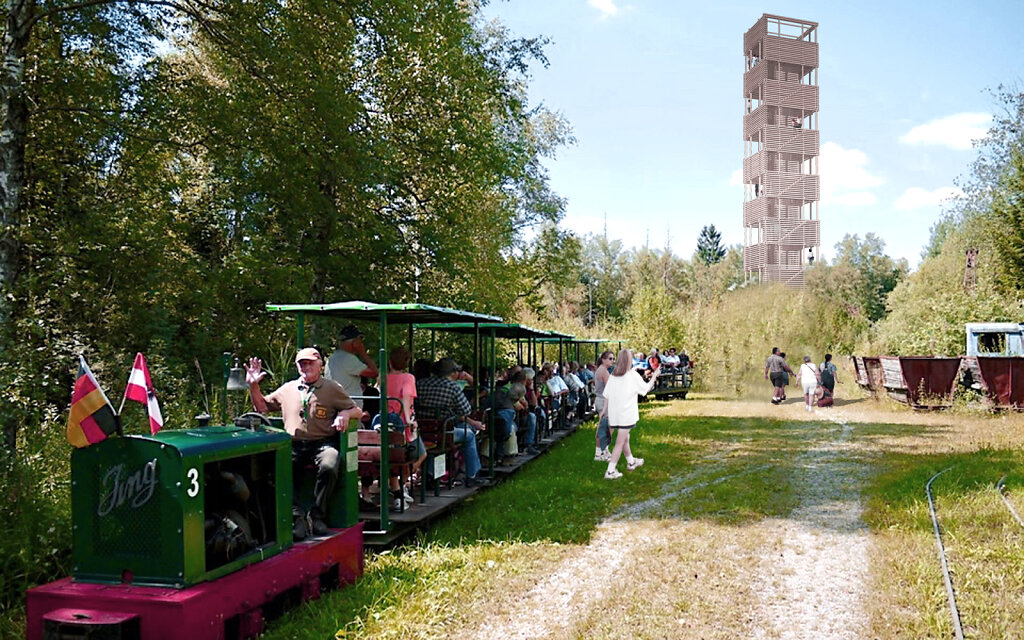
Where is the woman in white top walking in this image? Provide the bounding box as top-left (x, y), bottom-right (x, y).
top-left (795, 355), bottom-right (821, 413)
top-left (601, 349), bottom-right (661, 479)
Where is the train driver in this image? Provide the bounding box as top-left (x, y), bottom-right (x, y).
top-left (245, 347), bottom-right (363, 540)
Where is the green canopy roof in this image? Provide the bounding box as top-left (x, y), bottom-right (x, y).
top-left (413, 322), bottom-right (552, 340)
top-left (536, 331), bottom-right (579, 342)
top-left (265, 300), bottom-right (502, 324)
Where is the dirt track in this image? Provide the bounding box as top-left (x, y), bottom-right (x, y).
top-left (467, 392), bottom-right (1024, 639)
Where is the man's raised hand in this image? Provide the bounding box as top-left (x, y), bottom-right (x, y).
top-left (244, 357), bottom-right (267, 385)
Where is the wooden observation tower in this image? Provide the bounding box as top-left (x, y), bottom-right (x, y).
top-left (742, 14), bottom-right (819, 287)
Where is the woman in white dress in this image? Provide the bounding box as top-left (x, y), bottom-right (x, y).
top-left (601, 349), bottom-right (660, 479)
top-left (796, 355), bottom-right (821, 413)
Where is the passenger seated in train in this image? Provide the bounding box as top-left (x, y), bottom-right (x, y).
top-left (541, 363), bottom-right (569, 414)
top-left (633, 352), bottom-right (649, 371)
top-left (567, 362), bottom-right (591, 414)
top-left (661, 348), bottom-right (681, 369)
top-left (576, 362), bottom-right (595, 386)
top-left (483, 380), bottom-right (518, 465)
top-left (359, 376), bottom-right (380, 428)
top-left (324, 324), bottom-right (378, 410)
top-left (412, 357), bottom-right (432, 381)
top-left (415, 358), bottom-right (489, 488)
top-left (535, 368), bottom-right (556, 424)
top-left (522, 367), bottom-right (546, 433)
top-left (364, 346), bottom-right (426, 510)
top-left (503, 372), bottom-right (538, 454)
top-left (496, 364), bottom-right (522, 386)
top-left (562, 362), bottom-right (584, 416)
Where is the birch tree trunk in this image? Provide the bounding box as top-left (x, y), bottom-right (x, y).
top-left (1, 0), bottom-right (33, 452)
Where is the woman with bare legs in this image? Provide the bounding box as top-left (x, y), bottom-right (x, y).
top-left (795, 355), bottom-right (821, 413)
top-left (602, 348), bottom-right (660, 480)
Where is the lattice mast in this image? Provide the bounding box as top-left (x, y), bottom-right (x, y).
top-left (742, 14), bottom-right (820, 287)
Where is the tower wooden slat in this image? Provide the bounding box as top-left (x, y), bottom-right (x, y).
top-left (742, 14), bottom-right (819, 288)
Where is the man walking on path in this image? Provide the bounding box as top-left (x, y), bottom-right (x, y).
top-left (765, 347), bottom-right (787, 405)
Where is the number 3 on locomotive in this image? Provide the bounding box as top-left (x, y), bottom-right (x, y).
top-left (186, 468), bottom-right (200, 497)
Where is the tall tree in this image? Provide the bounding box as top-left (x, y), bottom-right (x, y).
top-left (832, 233), bottom-right (908, 322)
top-left (695, 224), bottom-right (726, 265)
top-left (513, 223), bottom-right (582, 316)
top-left (622, 283), bottom-right (684, 352)
top-left (580, 227), bottom-right (626, 321)
top-left (0, 0), bottom-right (192, 452)
top-left (0, 0), bottom-right (572, 453)
top-left (928, 86), bottom-right (1024, 257)
top-left (687, 245), bottom-right (744, 304)
top-left (988, 144), bottom-right (1024, 292)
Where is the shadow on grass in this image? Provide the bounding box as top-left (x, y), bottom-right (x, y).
top-left (260, 415), bottom-right (1024, 640)
top-left (418, 414), bottom-right (950, 545)
top-left (264, 558), bottom-right (437, 639)
top-left (428, 412), bottom-right (1024, 542)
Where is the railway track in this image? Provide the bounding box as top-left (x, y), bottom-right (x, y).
top-left (996, 475), bottom-right (1024, 528)
top-left (926, 469), bottom-right (1024, 640)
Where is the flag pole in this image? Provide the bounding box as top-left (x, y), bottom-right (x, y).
top-left (118, 352), bottom-right (136, 417)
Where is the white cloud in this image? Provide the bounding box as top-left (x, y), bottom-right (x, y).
top-left (830, 192), bottom-right (877, 207)
top-left (819, 141), bottom-right (883, 206)
top-left (894, 186), bottom-right (963, 211)
top-left (899, 112), bottom-right (991, 150)
top-left (588, 0), bottom-right (619, 18)
top-left (729, 168), bottom-right (743, 186)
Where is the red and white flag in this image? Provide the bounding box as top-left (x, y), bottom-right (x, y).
top-left (124, 352), bottom-right (164, 435)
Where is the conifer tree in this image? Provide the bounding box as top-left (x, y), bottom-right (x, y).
top-left (696, 225), bottom-right (726, 265)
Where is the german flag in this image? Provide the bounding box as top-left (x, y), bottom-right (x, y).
top-left (67, 355), bottom-right (120, 448)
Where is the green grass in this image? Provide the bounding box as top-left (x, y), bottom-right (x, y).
top-left (422, 408), bottom-right (816, 545)
top-left (12, 402), bottom-right (1024, 639)
top-left (260, 406), bottom-right (828, 639)
top-left (862, 445), bottom-right (1024, 637)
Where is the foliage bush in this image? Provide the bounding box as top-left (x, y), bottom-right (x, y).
top-left (605, 279), bottom-right (866, 396)
top-left (682, 285), bottom-right (831, 394)
top-left (872, 226), bottom-right (1024, 356)
top-left (0, 407), bottom-right (72, 615)
top-left (871, 87), bottom-right (1024, 357)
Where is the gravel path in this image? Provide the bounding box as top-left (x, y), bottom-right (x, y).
top-left (471, 413), bottom-right (873, 639)
top-left (749, 421), bottom-right (872, 639)
top-left (474, 522), bottom-right (642, 640)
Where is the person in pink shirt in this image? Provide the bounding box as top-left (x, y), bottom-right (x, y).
top-left (380, 346), bottom-right (426, 507)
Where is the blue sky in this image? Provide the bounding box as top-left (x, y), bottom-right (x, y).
top-left (482, 0), bottom-right (1023, 268)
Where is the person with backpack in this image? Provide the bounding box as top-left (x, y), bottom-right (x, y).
top-left (818, 354), bottom-right (839, 407)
